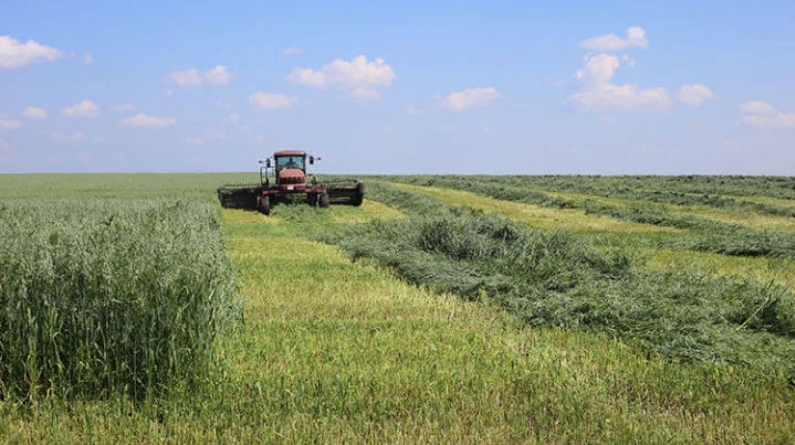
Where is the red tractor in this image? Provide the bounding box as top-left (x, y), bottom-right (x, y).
top-left (217, 150), bottom-right (364, 215)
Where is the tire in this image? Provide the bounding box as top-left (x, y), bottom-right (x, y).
top-left (319, 192), bottom-right (330, 208)
top-left (352, 183), bottom-right (364, 207)
top-left (307, 193), bottom-right (318, 207)
top-left (257, 195), bottom-right (271, 215)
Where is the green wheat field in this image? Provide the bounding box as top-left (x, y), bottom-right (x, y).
top-left (1, 173), bottom-right (794, 444)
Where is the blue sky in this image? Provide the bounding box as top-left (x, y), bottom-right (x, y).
top-left (1, 0), bottom-right (794, 174)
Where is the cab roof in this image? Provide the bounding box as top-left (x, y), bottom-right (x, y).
top-left (274, 150), bottom-right (306, 157)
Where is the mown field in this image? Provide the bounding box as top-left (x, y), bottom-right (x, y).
top-left (1, 173), bottom-right (794, 444)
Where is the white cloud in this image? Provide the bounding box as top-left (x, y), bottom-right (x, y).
top-left (163, 65), bottom-right (231, 87)
top-left (248, 92), bottom-right (297, 109)
top-left (567, 54), bottom-right (670, 113)
top-left (404, 105), bottom-right (419, 115)
top-left (120, 113), bottom-right (176, 128)
top-left (742, 114), bottom-right (795, 128)
top-left (229, 114), bottom-right (240, 124)
top-left (739, 102), bottom-right (795, 128)
top-left (440, 87), bottom-right (501, 111)
top-left (0, 36), bottom-right (64, 69)
top-left (62, 100), bottom-right (99, 117)
top-left (112, 103), bottom-right (134, 112)
top-left (205, 127), bottom-right (226, 139)
top-left (287, 55), bottom-right (396, 101)
top-left (83, 53), bottom-right (93, 64)
top-left (166, 89), bottom-right (173, 98)
top-left (289, 68), bottom-right (325, 88)
top-left (739, 101), bottom-right (776, 115)
top-left (204, 66), bottom-right (231, 85)
top-left (677, 84), bottom-right (715, 106)
top-left (579, 26), bottom-right (649, 52)
top-left (382, 127), bottom-right (396, 134)
top-left (22, 106), bottom-right (46, 119)
top-left (283, 47), bottom-right (302, 55)
top-left (51, 132), bottom-right (87, 141)
top-left (621, 54), bottom-right (636, 67)
top-left (0, 119), bottom-right (21, 130)
top-left (254, 135), bottom-right (267, 144)
top-left (185, 137), bottom-right (204, 146)
top-left (575, 53), bottom-right (619, 86)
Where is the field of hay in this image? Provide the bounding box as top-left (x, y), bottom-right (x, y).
top-left (1, 173), bottom-right (794, 444)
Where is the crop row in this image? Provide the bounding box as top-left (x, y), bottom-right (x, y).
top-left (370, 174), bottom-right (795, 218)
top-left (318, 198), bottom-right (795, 377)
top-left (473, 174), bottom-right (795, 218)
top-left (376, 177), bottom-right (795, 260)
top-left (367, 174), bottom-right (795, 201)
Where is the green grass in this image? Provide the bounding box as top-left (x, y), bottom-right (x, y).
top-left (384, 177), bottom-right (795, 260)
top-left (535, 185), bottom-right (795, 234)
top-left (389, 181), bottom-right (676, 233)
top-left (0, 173), bottom-right (243, 201)
top-left (647, 249), bottom-right (795, 289)
top-left (317, 212), bottom-right (795, 373)
top-left (466, 174), bottom-right (795, 218)
top-left (369, 174), bottom-right (795, 200)
top-left (1, 173), bottom-right (794, 444)
top-left (0, 199), bottom-right (240, 402)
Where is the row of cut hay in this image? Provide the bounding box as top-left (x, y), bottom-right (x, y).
top-left (582, 202), bottom-right (795, 258)
top-left (376, 176), bottom-right (572, 209)
top-left (361, 181), bottom-right (458, 216)
top-left (386, 174), bottom-right (795, 217)
top-left (0, 199), bottom-right (240, 402)
top-left (377, 177), bottom-right (795, 259)
top-left (317, 212), bottom-right (795, 378)
top-left (370, 174), bottom-right (795, 201)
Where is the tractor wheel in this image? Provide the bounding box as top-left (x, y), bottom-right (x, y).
top-left (352, 183), bottom-right (365, 207)
top-left (307, 193), bottom-right (318, 207)
top-left (257, 195), bottom-right (271, 215)
top-left (319, 192), bottom-right (330, 208)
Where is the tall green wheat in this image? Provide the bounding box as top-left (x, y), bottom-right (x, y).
top-left (0, 200), bottom-right (240, 402)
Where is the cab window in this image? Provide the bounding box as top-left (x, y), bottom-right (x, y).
top-left (276, 156), bottom-right (304, 170)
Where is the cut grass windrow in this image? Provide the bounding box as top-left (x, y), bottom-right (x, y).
top-left (418, 174), bottom-right (795, 218)
top-left (317, 213), bottom-right (795, 378)
top-left (585, 202), bottom-right (795, 259)
top-left (380, 177), bottom-right (795, 260)
top-left (389, 182), bottom-right (676, 233)
top-left (372, 174), bottom-right (795, 201)
top-left (362, 180), bottom-right (458, 216)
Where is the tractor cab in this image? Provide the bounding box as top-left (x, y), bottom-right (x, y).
top-left (275, 153), bottom-right (305, 173)
top-left (259, 150), bottom-right (316, 191)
